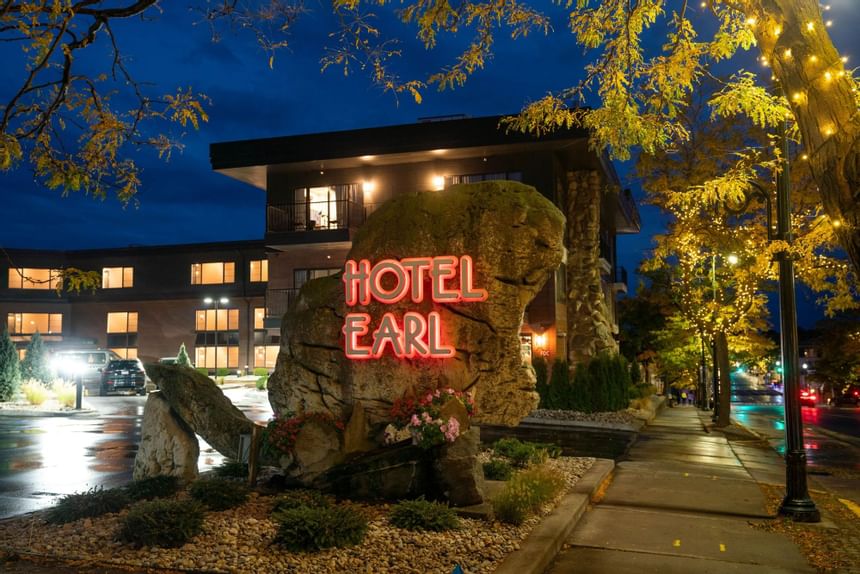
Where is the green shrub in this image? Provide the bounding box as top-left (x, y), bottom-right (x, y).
top-left (176, 343), bottom-right (193, 368)
top-left (0, 329), bottom-right (21, 402)
top-left (124, 475), bottom-right (182, 501)
top-left (51, 381), bottom-right (76, 408)
top-left (273, 504), bottom-right (368, 552)
top-left (388, 498), bottom-right (459, 532)
top-left (483, 458), bottom-right (514, 481)
top-left (532, 357), bottom-right (549, 408)
top-left (546, 359), bottom-right (570, 410)
top-left (213, 460), bottom-right (249, 479)
top-left (195, 367), bottom-right (209, 376)
top-left (21, 380), bottom-right (49, 405)
top-left (492, 438), bottom-right (548, 468)
top-left (492, 464), bottom-right (567, 525)
top-left (216, 367), bottom-right (230, 378)
top-left (21, 332), bottom-right (51, 384)
top-left (256, 375), bottom-right (268, 390)
top-left (253, 367), bottom-right (269, 377)
top-left (46, 487), bottom-right (130, 524)
top-left (189, 478), bottom-right (249, 511)
top-left (272, 489), bottom-right (332, 517)
top-left (119, 499), bottom-right (205, 548)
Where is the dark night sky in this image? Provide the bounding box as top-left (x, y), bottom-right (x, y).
top-left (1, 2), bottom-right (858, 327)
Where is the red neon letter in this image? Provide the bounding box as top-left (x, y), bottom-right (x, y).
top-left (459, 255), bottom-right (488, 302)
top-left (344, 260), bottom-right (371, 306)
top-left (402, 312), bottom-right (430, 358)
top-left (400, 257), bottom-right (432, 303)
top-left (426, 311), bottom-right (455, 357)
top-left (430, 256), bottom-right (459, 302)
top-left (343, 313), bottom-right (372, 359)
top-left (369, 259), bottom-right (410, 304)
top-left (371, 313), bottom-right (405, 358)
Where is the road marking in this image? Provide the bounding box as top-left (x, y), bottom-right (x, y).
top-left (720, 544), bottom-right (727, 552)
top-left (838, 498), bottom-right (860, 519)
top-left (673, 539), bottom-right (681, 548)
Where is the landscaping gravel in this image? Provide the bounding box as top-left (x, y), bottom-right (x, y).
top-left (528, 408), bottom-right (640, 425)
top-left (0, 457), bottom-right (594, 574)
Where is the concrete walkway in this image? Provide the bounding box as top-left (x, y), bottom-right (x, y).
top-left (547, 406), bottom-right (815, 573)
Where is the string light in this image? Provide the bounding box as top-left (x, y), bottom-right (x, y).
top-left (826, 20), bottom-right (833, 27)
top-left (832, 219), bottom-right (842, 228)
top-left (801, 154), bottom-right (809, 160)
top-left (824, 71), bottom-right (833, 82)
top-left (841, 56), bottom-right (849, 63)
top-left (823, 125), bottom-right (835, 136)
top-left (806, 21), bottom-right (815, 31)
top-left (745, 16), bottom-right (757, 26)
top-left (783, 48), bottom-right (792, 59)
top-left (808, 55), bottom-right (818, 63)
top-left (773, 25), bottom-right (782, 37)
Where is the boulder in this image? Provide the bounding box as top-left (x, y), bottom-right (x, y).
top-left (433, 427), bottom-right (484, 506)
top-left (342, 401), bottom-right (375, 454)
top-left (269, 181), bottom-right (565, 437)
top-left (144, 364), bottom-right (255, 460)
top-left (133, 392), bottom-right (199, 481)
top-left (290, 418), bottom-right (344, 483)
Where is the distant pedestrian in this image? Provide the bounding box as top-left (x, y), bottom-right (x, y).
top-left (681, 391), bottom-right (688, 405)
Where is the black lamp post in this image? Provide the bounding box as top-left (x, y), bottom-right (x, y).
top-left (204, 296), bottom-right (229, 376)
top-left (730, 121), bottom-right (819, 522)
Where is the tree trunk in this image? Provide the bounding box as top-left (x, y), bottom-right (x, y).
top-left (750, 0), bottom-right (860, 276)
top-left (715, 331), bottom-right (732, 428)
top-left (565, 170), bottom-right (619, 367)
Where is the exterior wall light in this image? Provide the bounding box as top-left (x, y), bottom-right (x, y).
top-left (431, 175), bottom-right (445, 191)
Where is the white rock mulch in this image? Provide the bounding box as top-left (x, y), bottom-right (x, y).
top-left (0, 457), bottom-right (594, 574)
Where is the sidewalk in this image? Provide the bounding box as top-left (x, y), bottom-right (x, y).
top-left (547, 406), bottom-right (816, 573)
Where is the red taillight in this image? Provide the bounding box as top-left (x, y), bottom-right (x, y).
top-left (853, 391), bottom-right (859, 397)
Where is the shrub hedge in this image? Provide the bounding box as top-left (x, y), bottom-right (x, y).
top-left (46, 487), bottom-right (130, 524)
top-left (536, 353), bottom-right (633, 413)
top-left (119, 499), bottom-right (205, 548)
top-left (388, 498), bottom-right (459, 532)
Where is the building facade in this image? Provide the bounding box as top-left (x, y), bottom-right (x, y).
top-left (210, 115), bottom-right (640, 364)
top-left (2, 115), bottom-right (639, 372)
top-left (0, 241), bottom-right (278, 372)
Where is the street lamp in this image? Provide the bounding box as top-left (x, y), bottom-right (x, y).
top-left (203, 297), bottom-right (229, 377)
top-left (728, 121), bottom-right (819, 522)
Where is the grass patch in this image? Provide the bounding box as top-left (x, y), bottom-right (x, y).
top-left (492, 464), bottom-right (567, 525)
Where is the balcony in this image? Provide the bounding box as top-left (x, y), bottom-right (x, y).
top-left (613, 266), bottom-right (629, 294)
top-left (267, 199), bottom-right (365, 234)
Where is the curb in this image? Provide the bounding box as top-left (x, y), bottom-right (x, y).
top-left (0, 408), bottom-right (98, 418)
top-left (494, 459), bottom-right (615, 574)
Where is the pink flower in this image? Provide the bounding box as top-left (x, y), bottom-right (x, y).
top-left (410, 414), bottom-right (421, 426)
top-left (444, 417), bottom-right (460, 442)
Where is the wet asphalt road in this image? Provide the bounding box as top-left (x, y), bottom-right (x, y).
top-left (0, 387), bottom-right (272, 520)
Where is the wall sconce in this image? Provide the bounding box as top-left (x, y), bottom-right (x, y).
top-left (533, 333), bottom-right (547, 348)
top-left (362, 180), bottom-right (376, 198)
top-left (431, 175), bottom-right (445, 191)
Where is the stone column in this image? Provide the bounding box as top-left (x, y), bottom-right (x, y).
top-left (565, 170), bottom-right (618, 366)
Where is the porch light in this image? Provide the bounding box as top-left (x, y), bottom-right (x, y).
top-left (431, 175), bottom-right (445, 191)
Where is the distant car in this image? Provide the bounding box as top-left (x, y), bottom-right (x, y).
top-left (100, 359), bottom-right (147, 396)
top-left (799, 388), bottom-right (818, 407)
top-left (833, 385), bottom-right (860, 407)
top-left (51, 349), bottom-right (121, 392)
top-left (158, 357), bottom-right (178, 365)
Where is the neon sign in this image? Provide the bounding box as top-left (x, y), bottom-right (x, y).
top-left (342, 255), bottom-right (487, 359)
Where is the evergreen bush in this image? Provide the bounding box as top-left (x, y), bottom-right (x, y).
top-left (273, 504), bottom-right (368, 552)
top-left (21, 331), bottom-right (50, 383)
top-left (124, 475), bottom-right (183, 501)
top-left (188, 478), bottom-right (248, 511)
top-left (216, 367), bottom-right (230, 378)
top-left (256, 375), bottom-right (268, 390)
top-left (388, 498), bottom-right (460, 532)
top-left (532, 357), bottom-right (549, 408)
top-left (483, 458), bottom-right (514, 481)
top-left (271, 489), bottom-right (332, 517)
top-left (176, 343), bottom-right (193, 367)
top-left (0, 329), bottom-right (21, 402)
top-left (119, 499), bottom-right (205, 548)
top-left (253, 367), bottom-right (269, 377)
top-left (195, 367), bottom-right (209, 376)
top-left (492, 438), bottom-right (549, 468)
top-left (546, 359), bottom-right (570, 410)
top-left (46, 487), bottom-right (130, 524)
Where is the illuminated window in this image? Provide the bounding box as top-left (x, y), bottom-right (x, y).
top-left (254, 345), bottom-right (279, 369)
top-left (195, 309), bottom-right (239, 331)
top-left (191, 262), bottom-right (235, 285)
top-left (447, 171), bottom-right (522, 187)
top-left (195, 346), bottom-right (239, 369)
top-left (17, 349), bottom-right (26, 361)
top-left (107, 312), bottom-right (138, 333)
top-left (7, 313), bottom-right (62, 335)
top-left (110, 348), bottom-right (138, 359)
top-left (250, 260), bottom-right (269, 282)
top-left (254, 307), bottom-right (265, 330)
top-left (102, 267), bottom-right (133, 289)
top-left (7, 268), bottom-right (62, 290)
top-left (106, 312), bottom-right (138, 357)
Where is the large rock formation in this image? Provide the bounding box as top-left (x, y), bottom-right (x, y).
top-left (270, 181), bottom-right (565, 434)
top-left (144, 364), bottom-right (256, 460)
top-left (133, 392), bottom-right (199, 481)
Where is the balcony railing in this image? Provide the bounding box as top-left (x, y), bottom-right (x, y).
top-left (267, 200), bottom-right (365, 234)
top-left (265, 288), bottom-right (300, 320)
